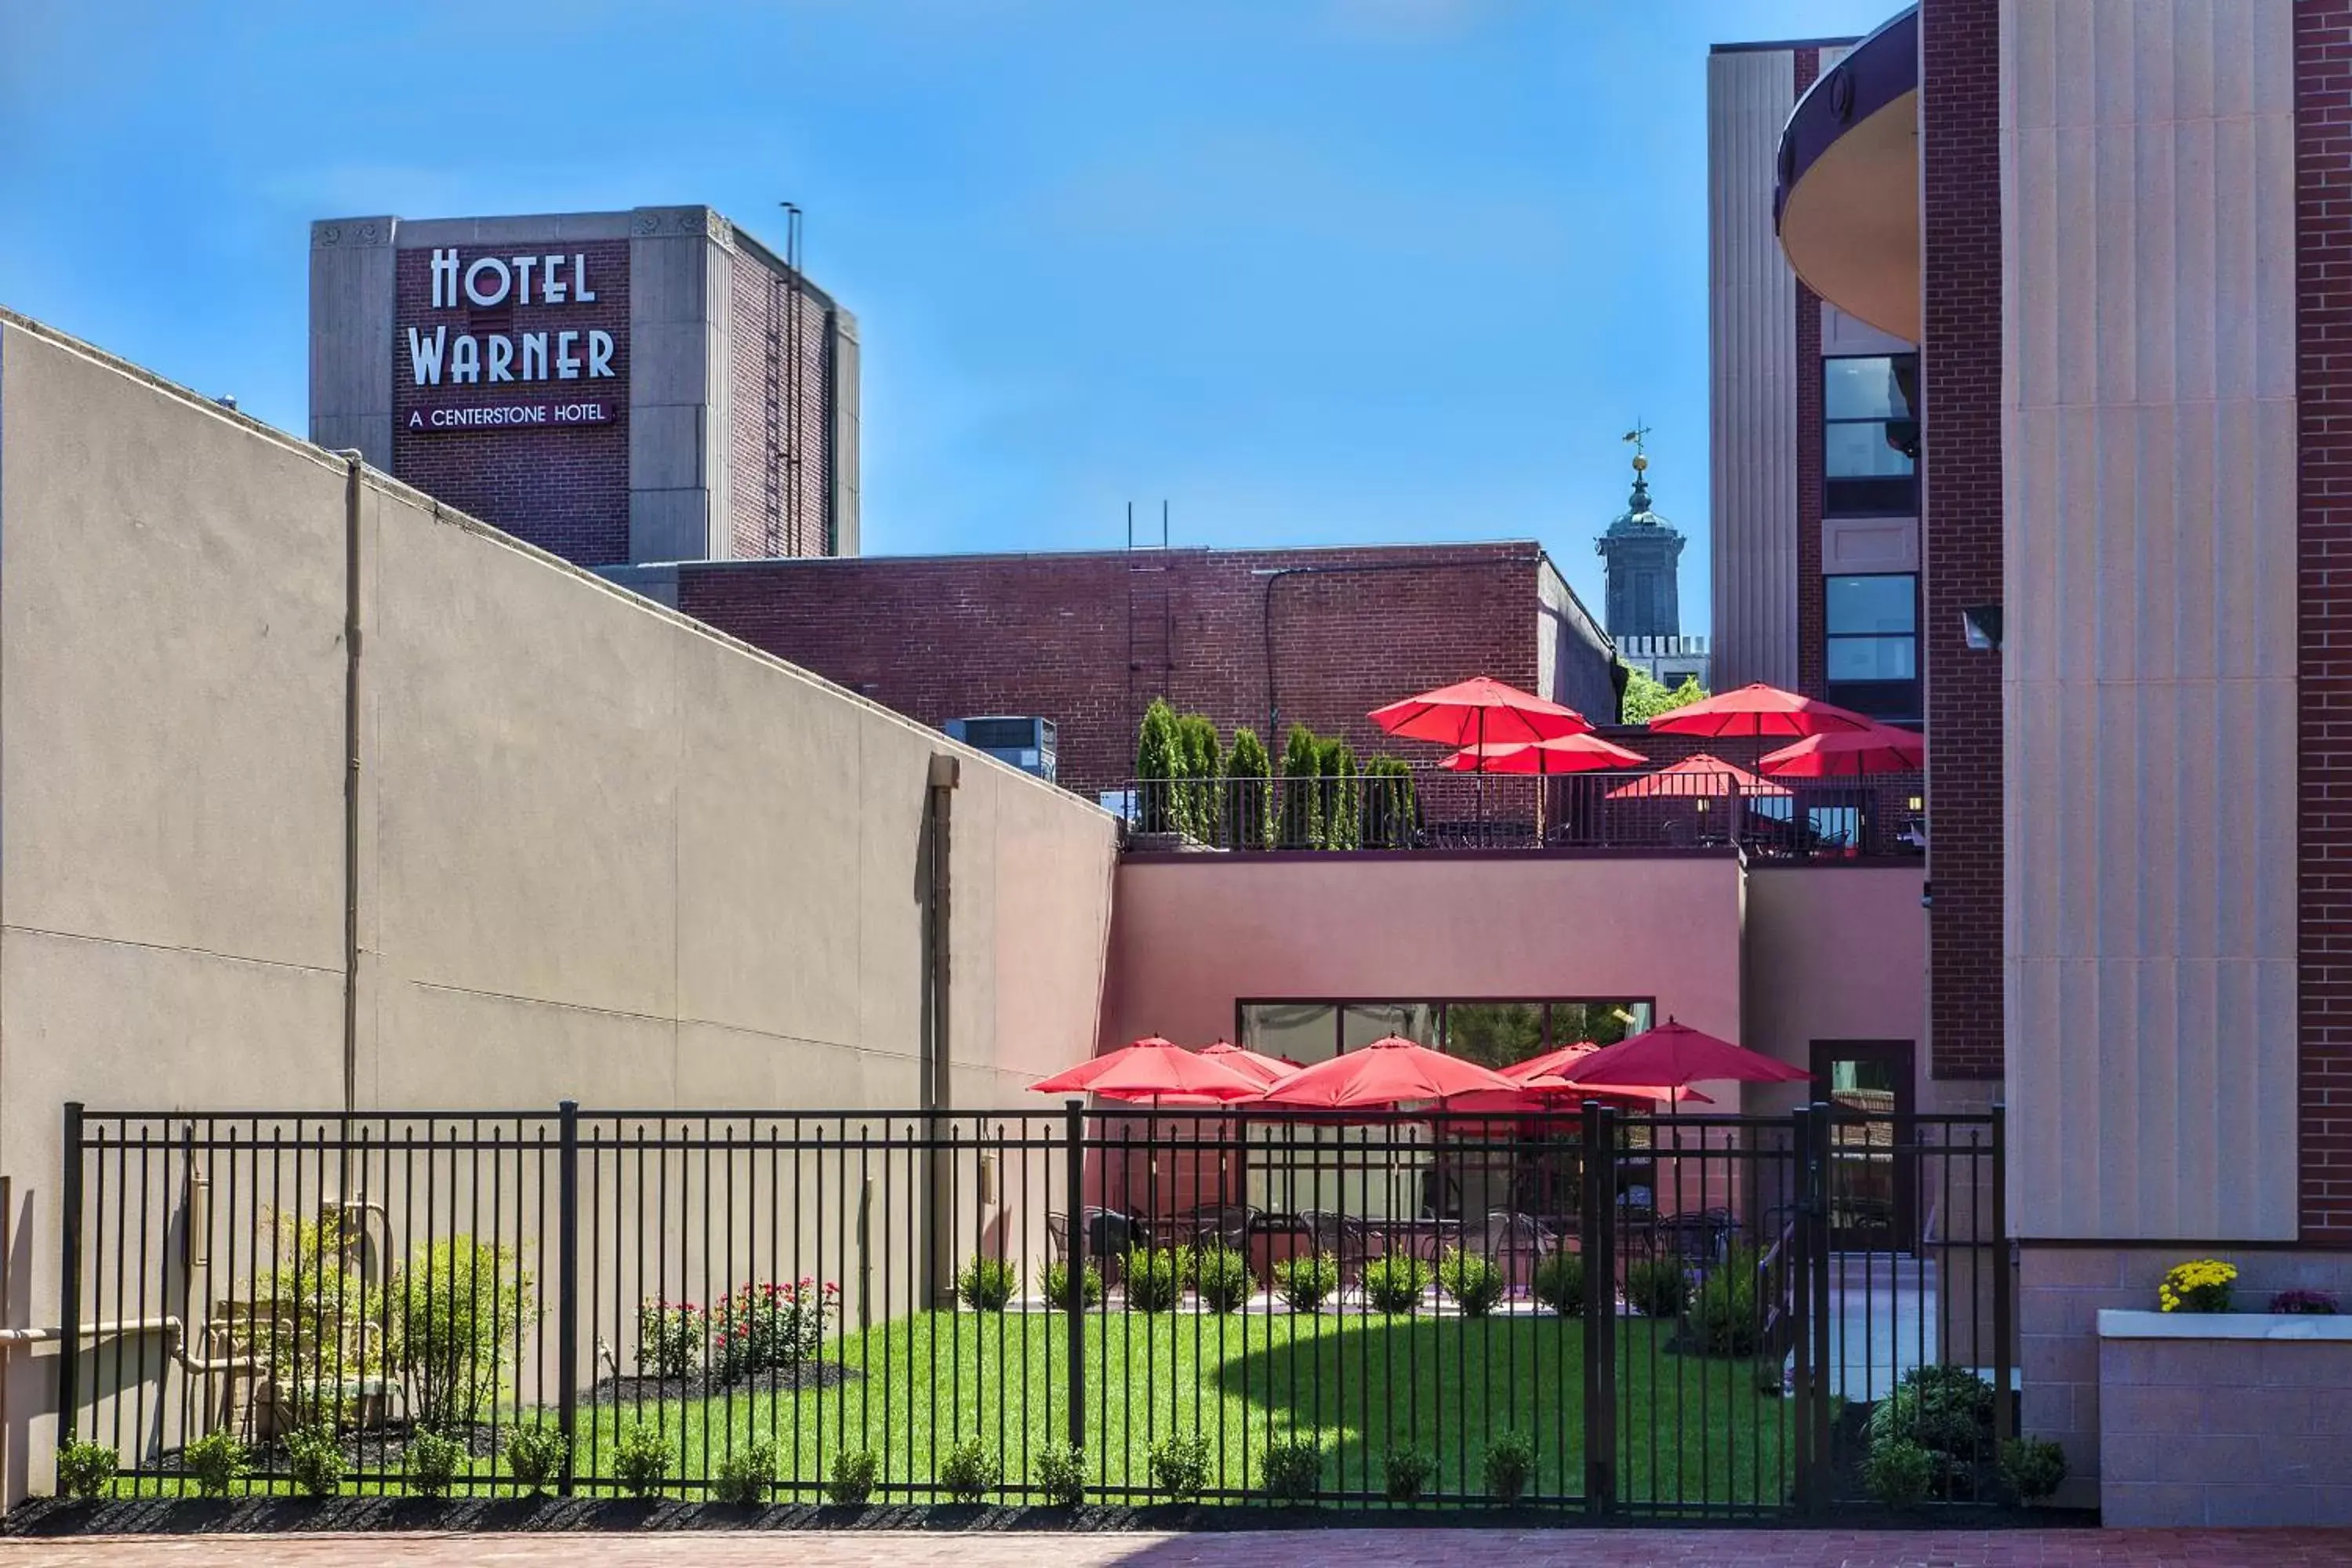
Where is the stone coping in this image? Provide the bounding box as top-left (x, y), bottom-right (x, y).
top-left (2098, 1307), bottom-right (2352, 1341)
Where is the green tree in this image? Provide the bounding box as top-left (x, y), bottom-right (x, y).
top-left (1177, 713), bottom-right (1222, 842)
top-left (1278, 724), bottom-right (1325, 848)
top-left (1134, 697), bottom-right (1181, 833)
top-left (1361, 756), bottom-right (1419, 849)
top-left (1445, 1002), bottom-right (1545, 1068)
top-left (1621, 667), bottom-right (1708, 724)
top-left (1316, 737), bottom-right (1359, 849)
top-left (1224, 728), bottom-right (1274, 849)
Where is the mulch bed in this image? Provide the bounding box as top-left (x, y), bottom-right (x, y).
top-left (587, 1362), bottom-right (859, 1406)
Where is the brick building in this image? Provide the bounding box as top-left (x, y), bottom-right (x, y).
top-left (614, 542), bottom-right (1617, 800)
top-left (309, 205), bottom-right (858, 568)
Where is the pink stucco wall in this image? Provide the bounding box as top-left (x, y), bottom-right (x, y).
top-left (1740, 864), bottom-right (1929, 1116)
top-left (1104, 851), bottom-right (1744, 1069)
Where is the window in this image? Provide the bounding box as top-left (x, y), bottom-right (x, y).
top-left (1236, 998), bottom-right (1653, 1065)
top-left (1824, 354), bottom-right (1918, 515)
top-left (1825, 572), bottom-right (1919, 720)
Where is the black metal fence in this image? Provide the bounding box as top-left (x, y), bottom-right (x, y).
top-left (1116, 768), bottom-right (1928, 859)
top-left (60, 1100), bottom-right (2005, 1515)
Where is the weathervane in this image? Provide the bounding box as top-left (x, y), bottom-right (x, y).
top-left (1622, 421), bottom-right (1651, 474)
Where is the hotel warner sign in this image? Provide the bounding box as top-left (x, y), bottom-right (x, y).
top-left (402, 248), bottom-right (620, 431)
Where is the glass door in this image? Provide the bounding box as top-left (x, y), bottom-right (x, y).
top-left (1809, 1040), bottom-right (1916, 1252)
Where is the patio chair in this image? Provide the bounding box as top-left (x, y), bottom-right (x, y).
top-left (1080, 1207), bottom-right (1149, 1281)
top-left (1298, 1210), bottom-right (1374, 1282)
top-left (1046, 1210), bottom-right (1069, 1265)
top-left (1185, 1204), bottom-right (1257, 1253)
top-left (1482, 1210), bottom-right (1555, 1293)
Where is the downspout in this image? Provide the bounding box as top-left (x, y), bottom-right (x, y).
top-left (338, 452), bottom-right (365, 1118)
top-left (921, 753), bottom-right (959, 1306)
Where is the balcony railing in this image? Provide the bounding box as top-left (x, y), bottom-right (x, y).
top-left (1112, 768), bottom-right (1926, 858)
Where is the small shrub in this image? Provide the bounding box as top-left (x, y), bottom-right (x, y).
top-left (1530, 1250), bottom-right (1585, 1316)
top-left (938, 1436), bottom-right (1003, 1504)
top-left (387, 1235), bottom-right (537, 1433)
top-left (2157, 1257), bottom-right (2235, 1314)
top-left (285, 1423), bottom-right (343, 1500)
top-left (1482, 1429), bottom-right (1536, 1502)
top-left (1864, 1436), bottom-right (1936, 1509)
top-left (1867, 1365), bottom-right (1994, 1460)
top-left (503, 1421), bottom-right (568, 1497)
top-left (611, 1421), bottom-right (672, 1499)
top-left (826, 1447), bottom-right (878, 1506)
top-left (1624, 1257), bottom-right (1690, 1319)
top-left (1123, 1247), bottom-right (1185, 1313)
top-left (1224, 728), bottom-right (1275, 850)
top-left (956, 1254), bottom-right (1019, 1312)
top-left (404, 1426), bottom-right (466, 1497)
top-left (54, 1439), bottom-right (117, 1501)
top-left (715, 1278), bottom-right (838, 1381)
top-left (182, 1431), bottom-right (249, 1498)
top-left (1272, 1252), bottom-right (1341, 1314)
top-left (1436, 1249), bottom-right (1506, 1318)
top-left (1147, 1432), bottom-right (1212, 1502)
top-left (2270, 1287), bottom-right (2341, 1315)
top-left (1031, 1441), bottom-right (1086, 1507)
top-left (1363, 1254), bottom-right (1432, 1316)
top-left (1693, 1246), bottom-right (1761, 1356)
top-left (1044, 1259), bottom-right (1104, 1311)
top-left (1194, 1243), bottom-right (1254, 1314)
top-left (713, 1436), bottom-right (777, 1506)
top-left (635, 1300), bottom-right (705, 1378)
top-left (1998, 1437), bottom-right (2067, 1504)
top-left (1260, 1433), bottom-right (1322, 1504)
top-left (1382, 1446), bottom-right (1432, 1502)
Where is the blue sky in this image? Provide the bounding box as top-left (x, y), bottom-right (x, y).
top-left (0, 0), bottom-right (1896, 629)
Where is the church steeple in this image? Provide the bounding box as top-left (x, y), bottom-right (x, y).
top-left (1595, 426), bottom-right (1686, 640)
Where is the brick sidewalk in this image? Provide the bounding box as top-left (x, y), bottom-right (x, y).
top-left (5, 1532), bottom-right (2352, 1568)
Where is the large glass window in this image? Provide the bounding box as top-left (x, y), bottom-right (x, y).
top-left (1236, 998), bottom-right (1653, 1065)
top-left (1825, 573), bottom-right (1919, 717)
top-left (1824, 354), bottom-right (1919, 514)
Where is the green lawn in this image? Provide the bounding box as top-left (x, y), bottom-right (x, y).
top-left (581, 1309), bottom-right (1791, 1509)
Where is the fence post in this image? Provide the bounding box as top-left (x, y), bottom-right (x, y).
top-left (1990, 1101), bottom-right (2013, 1443)
top-left (57, 1102), bottom-right (83, 1444)
top-left (556, 1099), bottom-right (580, 1496)
top-left (1789, 1105), bottom-right (1814, 1511)
top-left (1578, 1098), bottom-right (1608, 1515)
top-left (1806, 1101), bottom-right (1835, 1515)
top-left (1063, 1099), bottom-right (1087, 1451)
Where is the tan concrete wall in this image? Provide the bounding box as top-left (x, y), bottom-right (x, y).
top-left (2001, 0), bottom-right (2300, 1241)
top-left (2100, 1327), bottom-right (2352, 1526)
top-left (0, 314), bottom-right (1115, 1498)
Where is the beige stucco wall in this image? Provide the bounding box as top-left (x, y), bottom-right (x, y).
top-left (1103, 852), bottom-right (1744, 1075)
top-left (0, 313), bottom-right (1115, 1497)
top-left (2001, 0), bottom-right (2300, 1241)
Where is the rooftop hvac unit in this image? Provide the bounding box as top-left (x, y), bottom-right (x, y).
top-left (946, 716), bottom-right (1058, 784)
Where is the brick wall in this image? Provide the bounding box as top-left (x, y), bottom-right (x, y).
top-left (390, 238), bottom-right (632, 566)
top-left (1793, 53), bottom-right (1828, 700)
top-left (673, 544), bottom-right (1580, 797)
top-left (2300, 0), bottom-right (2352, 1243)
top-left (725, 245), bottom-right (837, 560)
top-left (1920, 0), bottom-right (2003, 1081)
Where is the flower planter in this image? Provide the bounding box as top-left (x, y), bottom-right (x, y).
top-left (2096, 1308), bottom-right (2352, 1526)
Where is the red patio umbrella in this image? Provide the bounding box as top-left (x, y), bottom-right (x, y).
top-left (1029, 1036), bottom-right (1260, 1102)
top-left (1758, 724), bottom-right (1924, 778)
top-left (1199, 1040), bottom-right (1301, 1086)
top-left (1439, 733), bottom-right (1647, 773)
top-left (1646, 682), bottom-right (1875, 739)
top-left (1368, 677), bottom-right (1593, 753)
top-left (1603, 753), bottom-right (1791, 800)
top-left (1566, 1018), bottom-right (1811, 1090)
top-left (1254, 1036), bottom-right (1516, 1109)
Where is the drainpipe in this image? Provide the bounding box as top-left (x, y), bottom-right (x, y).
top-left (337, 452), bottom-right (365, 1118)
top-left (920, 753), bottom-right (959, 1307)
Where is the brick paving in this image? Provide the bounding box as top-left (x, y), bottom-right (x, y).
top-left (6, 1531), bottom-right (2352, 1568)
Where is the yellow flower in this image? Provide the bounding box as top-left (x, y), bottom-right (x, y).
top-left (2158, 1258), bottom-right (2237, 1312)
